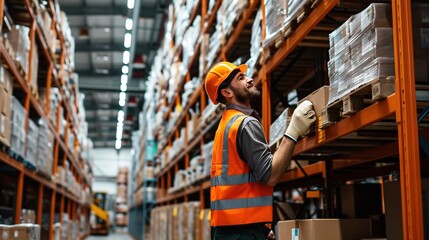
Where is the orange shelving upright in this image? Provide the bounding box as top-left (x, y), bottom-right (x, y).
top-left (0, 0), bottom-right (93, 239)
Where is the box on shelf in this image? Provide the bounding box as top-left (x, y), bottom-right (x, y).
top-left (277, 219), bottom-right (371, 240)
top-left (340, 184), bottom-right (382, 218)
top-left (349, 3), bottom-right (392, 38)
top-left (349, 28), bottom-right (393, 69)
top-left (299, 86), bottom-right (329, 117)
top-left (0, 224), bottom-right (41, 240)
top-left (384, 179), bottom-right (429, 240)
top-left (0, 113), bottom-right (11, 146)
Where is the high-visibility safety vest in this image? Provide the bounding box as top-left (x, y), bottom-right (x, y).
top-left (210, 109), bottom-right (273, 226)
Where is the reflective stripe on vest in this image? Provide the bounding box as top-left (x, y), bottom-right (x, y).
top-left (211, 196), bottom-right (272, 210)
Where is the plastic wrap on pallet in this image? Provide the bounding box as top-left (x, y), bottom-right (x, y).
top-left (26, 119), bottom-right (39, 167)
top-left (30, 41), bottom-right (39, 93)
top-left (247, 9), bottom-right (262, 77)
top-left (329, 57), bottom-right (395, 104)
top-left (269, 108), bottom-right (291, 145)
top-left (182, 16), bottom-right (201, 71)
top-left (199, 34), bottom-right (210, 80)
top-left (207, 0), bottom-right (217, 17)
top-left (7, 25), bottom-right (30, 75)
top-left (349, 28), bottom-right (393, 68)
top-left (284, 0), bottom-right (309, 26)
top-left (174, 5), bottom-right (190, 48)
top-left (10, 97), bottom-right (27, 157)
top-left (264, 0), bottom-right (288, 47)
top-left (207, 22), bottom-right (222, 68)
top-left (348, 3), bottom-right (392, 38)
top-left (327, 48), bottom-right (350, 81)
top-left (328, 20), bottom-right (350, 59)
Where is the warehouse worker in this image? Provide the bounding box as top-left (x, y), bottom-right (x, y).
top-left (205, 62), bottom-right (316, 240)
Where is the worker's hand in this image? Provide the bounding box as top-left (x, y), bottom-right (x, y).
top-left (285, 100), bottom-right (316, 142)
top-left (266, 230), bottom-right (275, 239)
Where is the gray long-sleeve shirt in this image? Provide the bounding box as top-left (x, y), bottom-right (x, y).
top-left (226, 104), bottom-right (273, 184)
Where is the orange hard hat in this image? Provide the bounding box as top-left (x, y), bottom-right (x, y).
top-left (204, 62), bottom-right (248, 104)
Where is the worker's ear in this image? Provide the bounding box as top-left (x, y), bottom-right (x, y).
top-left (220, 88), bottom-right (233, 98)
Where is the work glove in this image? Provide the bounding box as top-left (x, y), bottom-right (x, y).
top-left (285, 100), bottom-right (316, 143)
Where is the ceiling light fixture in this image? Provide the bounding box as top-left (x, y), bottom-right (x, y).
top-left (119, 92), bottom-right (126, 101)
top-left (124, 33), bottom-right (132, 48)
top-left (120, 83), bottom-right (127, 92)
top-left (119, 100), bottom-right (126, 107)
top-left (121, 74), bottom-right (128, 84)
top-left (118, 110), bottom-right (124, 122)
top-left (123, 51), bottom-right (130, 64)
top-left (115, 139), bottom-right (121, 149)
top-left (125, 18), bottom-right (133, 30)
top-left (127, 0), bottom-right (134, 9)
top-left (122, 66), bottom-right (129, 74)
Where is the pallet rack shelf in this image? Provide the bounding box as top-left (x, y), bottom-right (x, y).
top-left (0, 0), bottom-right (92, 239)
top-left (129, 0), bottom-right (427, 239)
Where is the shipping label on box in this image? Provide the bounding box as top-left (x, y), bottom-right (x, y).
top-left (277, 220), bottom-right (300, 240)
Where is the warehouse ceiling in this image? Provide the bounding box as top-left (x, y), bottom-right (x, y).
top-left (61, 0), bottom-right (168, 148)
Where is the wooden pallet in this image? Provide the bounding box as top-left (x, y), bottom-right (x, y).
top-left (14, 60), bottom-right (27, 79)
top-left (29, 84), bottom-right (39, 100)
top-left (23, 160), bottom-right (37, 171)
top-left (9, 149), bottom-right (25, 163)
top-left (0, 140), bottom-right (10, 154)
top-left (1, 37), bottom-right (16, 61)
top-left (321, 76), bottom-right (395, 128)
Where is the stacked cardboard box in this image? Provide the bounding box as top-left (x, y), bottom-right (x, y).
top-left (115, 167), bottom-right (129, 227)
top-left (7, 25), bottom-right (30, 77)
top-left (36, 118), bottom-right (54, 177)
top-left (10, 97), bottom-right (27, 158)
top-left (0, 66), bottom-right (13, 146)
top-left (26, 120), bottom-right (39, 168)
top-left (246, 9), bottom-right (262, 77)
top-left (149, 202), bottom-right (204, 240)
top-left (277, 219), bottom-right (371, 240)
top-left (0, 224), bottom-right (41, 240)
top-left (327, 3), bottom-right (394, 105)
top-left (264, 0), bottom-right (288, 47)
top-left (182, 16), bottom-right (201, 71)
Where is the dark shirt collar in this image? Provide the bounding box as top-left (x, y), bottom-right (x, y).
top-left (226, 104), bottom-right (261, 121)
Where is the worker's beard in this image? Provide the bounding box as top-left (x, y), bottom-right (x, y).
top-left (230, 84), bottom-right (260, 104)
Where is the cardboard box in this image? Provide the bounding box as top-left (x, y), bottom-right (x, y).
top-left (277, 220), bottom-right (299, 240)
top-left (0, 113), bottom-right (11, 146)
top-left (2, 90), bottom-right (11, 116)
top-left (9, 224), bottom-right (40, 240)
top-left (340, 184), bottom-right (382, 218)
top-left (384, 179), bottom-right (429, 240)
top-left (0, 225), bottom-right (11, 240)
top-left (412, 3), bottom-right (429, 27)
top-left (299, 86), bottom-right (329, 117)
top-left (415, 58), bottom-right (428, 83)
top-left (278, 219), bottom-right (371, 240)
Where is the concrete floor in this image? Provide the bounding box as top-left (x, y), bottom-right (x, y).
top-left (86, 233), bottom-right (134, 240)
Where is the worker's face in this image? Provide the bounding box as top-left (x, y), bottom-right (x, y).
top-left (229, 72), bottom-right (260, 104)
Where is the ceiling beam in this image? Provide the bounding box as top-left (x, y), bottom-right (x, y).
top-left (75, 42), bottom-right (156, 54)
top-left (75, 43), bottom-right (124, 52)
top-left (62, 6), bottom-right (163, 18)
